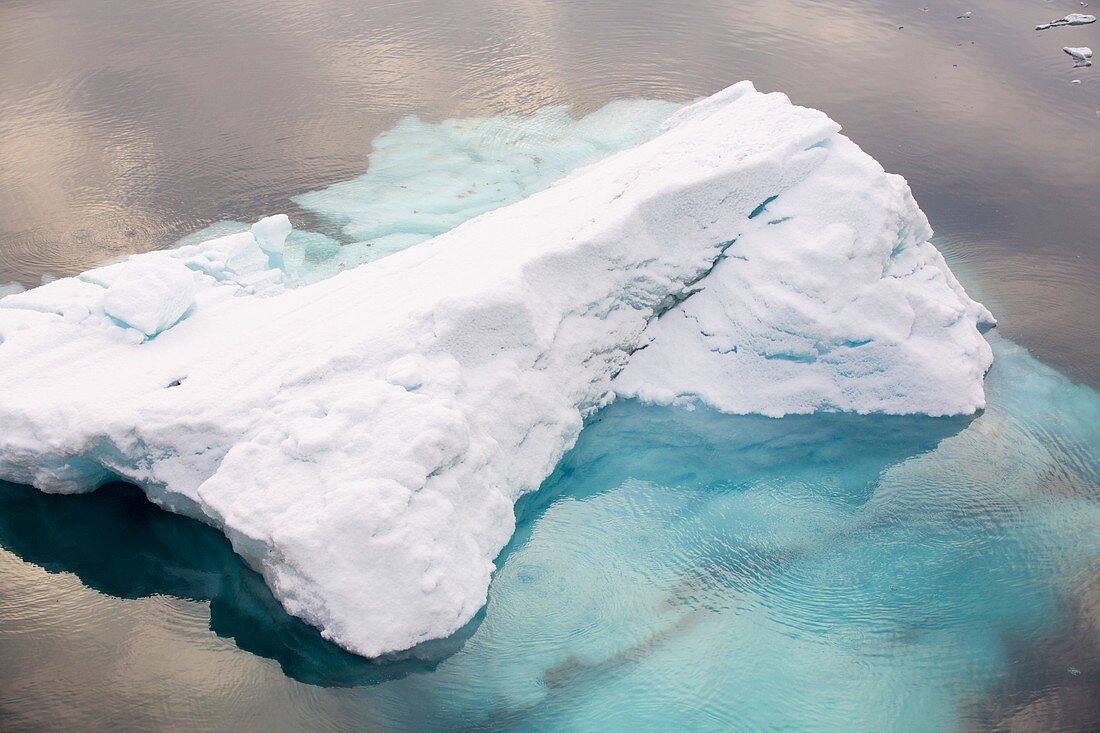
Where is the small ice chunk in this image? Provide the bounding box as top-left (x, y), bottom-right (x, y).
top-left (0, 282), bottom-right (24, 299)
top-left (1036, 13), bottom-right (1096, 30)
top-left (0, 82), bottom-right (996, 659)
top-left (1064, 46), bottom-right (1094, 66)
top-left (250, 214), bottom-right (292, 254)
top-left (102, 259), bottom-right (197, 337)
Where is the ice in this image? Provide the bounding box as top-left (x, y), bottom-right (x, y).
top-left (292, 100), bottom-right (681, 269)
top-left (160, 105), bottom-right (679, 288)
top-left (1, 214), bottom-right (291, 343)
top-left (102, 260), bottom-right (197, 337)
top-left (0, 282), bottom-right (25, 299)
top-left (613, 134), bottom-right (995, 416)
top-left (1064, 46), bottom-right (1094, 66)
top-left (1035, 13), bottom-right (1096, 30)
top-left (0, 83), bottom-right (993, 657)
top-left (331, 333), bottom-right (1099, 730)
top-left (249, 215), bottom-right (292, 255)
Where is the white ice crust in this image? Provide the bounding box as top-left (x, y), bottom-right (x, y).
top-left (0, 83), bottom-right (993, 657)
top-left (613, 134), bottom-right (994, 416)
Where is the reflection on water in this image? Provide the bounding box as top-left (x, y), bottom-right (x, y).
top-left (0, 0), bottom-right (1098, 384)
top-left (1, 336), bottom-right (1098, 731)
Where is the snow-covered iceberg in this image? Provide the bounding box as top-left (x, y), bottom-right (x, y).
top-left (0, 82), bottom-right (992, 657)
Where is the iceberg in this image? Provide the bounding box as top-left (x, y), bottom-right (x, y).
top-left (1035, 13), bottom-right (1097, 30)
top-left (613, 133), bottom-right (994, 416)
top-left (0, 82), bottom-right (992, 657)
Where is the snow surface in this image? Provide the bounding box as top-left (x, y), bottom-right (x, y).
top-left (0, 82), bottom-right (993, 657)
top-left (613, 133), bottom-right (995, 416)
top-left (161, 102), bottom-right (682, 289)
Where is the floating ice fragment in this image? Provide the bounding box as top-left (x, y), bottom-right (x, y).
top-left (1064, 46), bottom-right (1094, 66)
top-left (0, 282), bottom-right (24, 299)
top-left (613, 133), bottom-right (995, 417)
top-left (1036, 13), bottom-right (1096, 30)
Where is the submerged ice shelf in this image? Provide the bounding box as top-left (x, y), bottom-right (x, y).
top-left (0, 82), bottom-right (993, 657)
top-left (167, 100), bottom-right (682, 286)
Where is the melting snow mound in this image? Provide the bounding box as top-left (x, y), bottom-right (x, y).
top-left (0, 82), bottom-right (993, 657)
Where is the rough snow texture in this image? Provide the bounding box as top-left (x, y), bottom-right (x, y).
top-left (0, 83), bottom-right (993, 657)
top-left (613, 134), bottom-right (995, 416)
top-left (1064, 46), bottom-right (1093, 67)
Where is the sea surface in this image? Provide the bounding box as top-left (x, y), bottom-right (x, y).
top-left (0, 0), bottom-right (1098, 731)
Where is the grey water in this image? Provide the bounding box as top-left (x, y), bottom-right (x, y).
top-left (1, 0), bottom-right (1099, 731)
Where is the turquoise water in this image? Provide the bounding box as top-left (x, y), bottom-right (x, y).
top-left (2, 335), bottom-right (1098, 731)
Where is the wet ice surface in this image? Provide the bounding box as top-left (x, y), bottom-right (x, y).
top-left (291, 102), bottom-right (681, 275)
